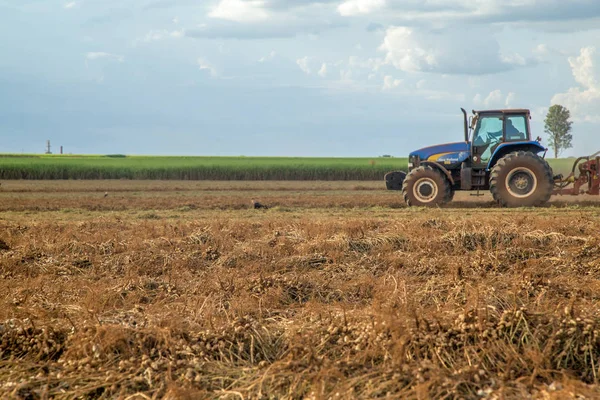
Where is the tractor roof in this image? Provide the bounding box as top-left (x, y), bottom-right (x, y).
top-left (474, 109), bottom-right (530, 115)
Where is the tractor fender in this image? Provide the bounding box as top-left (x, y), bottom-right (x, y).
top-left (487, 142), bottom-right (547, 170)
top-left (420, 161), bottom-right (455, 185)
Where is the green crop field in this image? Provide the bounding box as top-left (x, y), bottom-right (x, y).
top-left (0, 154), bottom-right (576, 180)
top-left (0, 154), bottom-right (408, 180)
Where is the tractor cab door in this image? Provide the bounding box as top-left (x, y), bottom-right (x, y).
top-left (504, 114), bottom-right (529, 142)
top-left (471, 115), bottom-right (504, 169)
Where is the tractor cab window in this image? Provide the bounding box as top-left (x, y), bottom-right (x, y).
top-left (505, 115), bottom-right (528, 141)
top-left (472, 116), bottom-right (503, 162)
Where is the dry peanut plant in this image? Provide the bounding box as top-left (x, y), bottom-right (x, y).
top-left (1, 181), bottom-right (600, 399)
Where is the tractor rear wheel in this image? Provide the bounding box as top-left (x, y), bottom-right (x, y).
top-left (489, 151), bottom-right (553, 207)
top-left (402, 166), bottom-right (452, 207)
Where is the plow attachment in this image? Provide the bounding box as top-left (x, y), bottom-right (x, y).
top-left (553, 151), bottom-right (600, 196)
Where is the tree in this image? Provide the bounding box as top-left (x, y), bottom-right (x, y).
top-left (544, 104), bottom-right (573, 158)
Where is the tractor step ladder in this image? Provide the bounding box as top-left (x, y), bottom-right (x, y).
top-left (470, 169), bottom-right (487, 196)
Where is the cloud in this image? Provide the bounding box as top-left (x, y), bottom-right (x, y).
top-left (318, 63), bottom-right (328, 77)
top-left (297, 56), bottom-right (312, 74)
top-left (85, 52), bottom-right (124, 62)
top-left (570, 47), bottom-right (597, 88)
top-left (473, 89), bottom-right (516, 108)
top-left (483, 90), bottom-right (503, 107)
top-left (64, 2), bottom-right (77, 9)
top-left (259, 51), bottom-right (277, 63)
top-left (340, 69), bottom-right (353, 82)
top-left (505, 92), bottom-right (516, 108)
top-left (551, 47), bottom-right (600, 122)
top-left (382, 75), bottom-right (402, 90)
top-left (533, 44), bottom-right (549, 57)
top-left (379, 26), bottom-right (533, 75)
top-left (209, 0), bottom-right (270, 22)
top-left (338, 0), bottom-right (386, 16)
top-left (197, 58), bottom-right (217, 76)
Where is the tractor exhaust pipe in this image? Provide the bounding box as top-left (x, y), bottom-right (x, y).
top-left (460, 108), bottom-right (468, 142)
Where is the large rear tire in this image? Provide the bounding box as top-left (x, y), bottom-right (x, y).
top-left (402, 166), bottom-right (452, 207)
top-left (489, 151), bottom-right (553, 207)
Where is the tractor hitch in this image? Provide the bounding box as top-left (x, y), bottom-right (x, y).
top-left (553, 151), bottom-right (600, 196)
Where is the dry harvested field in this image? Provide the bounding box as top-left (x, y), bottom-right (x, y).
top-left (2, 181), bottom-right (600, 399)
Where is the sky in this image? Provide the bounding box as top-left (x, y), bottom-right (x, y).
top-left (1, 0), bottom-right (599, 157)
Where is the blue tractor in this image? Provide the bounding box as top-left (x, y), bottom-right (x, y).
top-left (385, 108), bottom-right (554, 207)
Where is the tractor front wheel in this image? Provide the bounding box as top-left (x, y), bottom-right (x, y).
top-left (402, 166), bottom-right (452, 207)
top-left (489, 151), bottom-right (553, 207)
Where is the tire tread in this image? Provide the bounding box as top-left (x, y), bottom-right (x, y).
top-left (489, 151), bottom-right (553, 207)
top-left (402, 166), bottom-right (452, 207)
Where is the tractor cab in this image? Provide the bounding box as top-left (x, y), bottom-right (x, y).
top-left (470, 109), bottom-right (532, 169)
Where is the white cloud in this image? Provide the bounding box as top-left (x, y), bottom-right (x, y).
top-left (318, 63), bottom-right (328, 77)
top-left (64, 1), bottom-right (77, 9)
top-left (197, 58), bottom-right (217, 76)
top-left (209, 0), bottom-right (270, 22)
top-left (172, 17), bottom-right (179, 24)
top-left (500, 52), bottom-right (527, 66)
top-left (551, 47), bottom-right (600, 122)
top-left (382, 75), bottom-right (402, 90)
top-left (297, 56), bottom-right (312, 74)
top-left (259, 51), bottom-right (276, 63)
top-left (347, 55), bottom-right (384, 70)
top-left (338, 0), bottom-right (385, 16)
top-left (379, 27), bottom-right (436, 72)
top-left (570, 47), bottom-right (597, 89)
top-left (340, 69), bottom-right (353, 82)
top-left (379, 26), bottom-right (531, 75)
top-left (505, 92), bottom-right (516, 107)
top-left (483, 89), bottom-right (503, 107)
top-left (473, 90), bottom-right (516, 108)
top-left (85, 52), bottom-right (124, 62)
top-left (533, 44), bottom-right (548, 57)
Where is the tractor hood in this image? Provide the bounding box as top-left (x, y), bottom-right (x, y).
top-left (409, 142), bottom-right (470, 164)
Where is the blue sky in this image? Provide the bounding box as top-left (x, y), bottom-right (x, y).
top-left (1, 0), bottom-right (599, 157)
